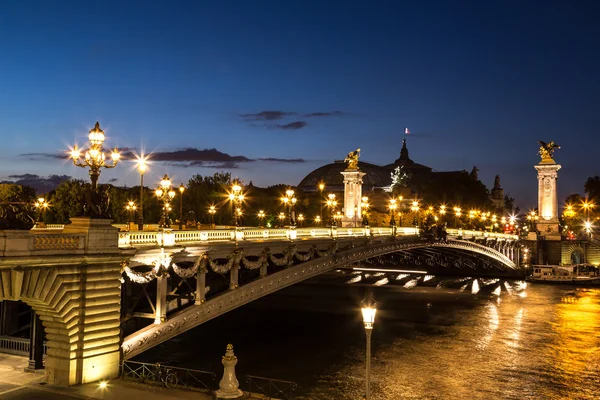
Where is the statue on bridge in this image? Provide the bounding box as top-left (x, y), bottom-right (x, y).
top-left (344, 148), bottom-right (361, 170)
top-left (80, 183), bottom-right (111, 218)
top-left (538, 141), bottom-right (561, 163)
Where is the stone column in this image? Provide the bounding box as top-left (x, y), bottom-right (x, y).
top-left (340, 169), bottom-right (366, 228)
top-left (534, 161), bottom-right (561, 240)
top-left (26, 311), bottom-right (44, 371)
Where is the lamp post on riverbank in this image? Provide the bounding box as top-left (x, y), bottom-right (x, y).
top-left (361, 294), bottom-right (377, 400)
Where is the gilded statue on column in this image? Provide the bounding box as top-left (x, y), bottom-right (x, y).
top-left (537, 141), bottom-right (560, 163)
top-left (344, 148), bottom-right (361, 170)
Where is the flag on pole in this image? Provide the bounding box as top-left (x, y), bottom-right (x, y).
top-left (404, 127), bottom-right (410, 134)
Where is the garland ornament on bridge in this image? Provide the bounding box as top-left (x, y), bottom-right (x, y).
top-left (122, 242), bottom-right (341, 284)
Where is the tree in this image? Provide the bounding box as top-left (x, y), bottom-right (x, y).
top-left (584, 176), bottom-right (600, 202)
top-left (0, 183), bottom-right (37, 229)
top-left (46, 180), bottom-right (86, 224)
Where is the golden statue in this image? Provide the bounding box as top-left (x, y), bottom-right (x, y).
top-left (344, 148), bottom-right (361, 169)
top-left (538, 141), bottom-right (561, 162)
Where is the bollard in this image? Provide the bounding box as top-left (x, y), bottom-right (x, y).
top-left (215, 344), bottom-right (243, 399)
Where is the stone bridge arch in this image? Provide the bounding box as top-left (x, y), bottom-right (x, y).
top-left (0, 263), bottom-right (122, 385)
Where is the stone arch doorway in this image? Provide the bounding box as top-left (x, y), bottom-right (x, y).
top-left (570, 248), bottom-right (584, 265)
top-left (0, 263), bottom-right (123, 386)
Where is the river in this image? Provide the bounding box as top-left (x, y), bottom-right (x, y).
top-left (137, 276), bottom-right (600, 399)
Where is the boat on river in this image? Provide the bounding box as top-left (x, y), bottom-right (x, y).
top-left (529, 264), bottom-right (600, 285)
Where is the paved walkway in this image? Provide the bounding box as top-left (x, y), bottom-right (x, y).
top-left (0, 354), bottom-right (227, 400)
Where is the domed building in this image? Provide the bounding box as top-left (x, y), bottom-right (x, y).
top-left (298, 138), bottom-right (506, 212)
top-left (298, 139), bottom-right (435, 193)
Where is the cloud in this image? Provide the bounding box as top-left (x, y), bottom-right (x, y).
top-left (21, 147), bottom-right (306, 168)
top-left (2, 174), bottom-right (72, 194)
top-left (273, 121), bottom-right (307, 130)
top-left (258, 157), bottom-right (305, 163)
top-left (240, 111), bottom-right (296, 121)
top-left (305, 111), bottom-right (345, 117)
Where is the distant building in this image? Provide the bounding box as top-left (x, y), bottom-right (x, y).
top-left (297, 138), bottom-right (501, 211)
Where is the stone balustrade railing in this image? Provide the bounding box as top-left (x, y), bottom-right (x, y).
top-left (18, 224), bottom-right (519, 251)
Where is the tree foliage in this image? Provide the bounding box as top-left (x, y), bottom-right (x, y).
top-left (0, 183), bottom-right (37, 229)
top-left (584, 176), bottom-right (600, 202)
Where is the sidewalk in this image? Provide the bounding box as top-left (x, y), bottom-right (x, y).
top-left (0, 354), bottom-right (220, 400)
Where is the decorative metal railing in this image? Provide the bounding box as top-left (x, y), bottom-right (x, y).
top-left (0, 335), bottom-right (48, 357)
top-left (246, 375), bottom-right (298, 400)
top-left (121, 360), bottom-right (216, 391)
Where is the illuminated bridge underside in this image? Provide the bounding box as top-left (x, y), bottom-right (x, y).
top-left (122, 238), bottom-right (517, 359)
top-left (362, 241), bottom-right (517, 272)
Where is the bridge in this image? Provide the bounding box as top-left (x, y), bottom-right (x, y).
top-left (0, 218), bottom-right (521, 385)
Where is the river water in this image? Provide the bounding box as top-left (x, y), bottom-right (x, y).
top-left (138, 276), bottom-right (600, 399)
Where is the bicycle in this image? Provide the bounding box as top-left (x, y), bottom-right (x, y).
top-left (155, 363), bottom-right (178, 389)
top-left (140, 362), bottom-right (178, 389)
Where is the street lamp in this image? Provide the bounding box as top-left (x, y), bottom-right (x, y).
top-left (314, 215), bottom-right (322, 226)
top-left (389, 198), bottom-right (397, 230)
top-left (410, 200), bottom-right (420, 230)
top-left (453, 206), bottom-right (462, 228)
top-left (278, 212), bottom-right (286, 228)
top-left (298, 213), bottom-right (305, 227)
top-left (69, 122), bottom-right (120, 191)
top-left (257, 210), bottom-right (266, 228)
top-left (318, 182), bottom-right (325, 225)
top-left (155, 174), bottom-right (176, 228)
top-left (34, 197), bottom-right (49, 225)
top-left (125, 200), bottom-right (137, 224)
top-left (229, 182), bottom-right (244, 227)
top-left (136, 157), bottom-right (147, 231)
top-left (208, 205), bottom-right (217, 228)
top-left (361, 294), bottom-right (377, 400)
top-left (361, 196), bottom-right (370, 227)
top-left (281, 189), bottom-right (297, 227)
top-left (178, 183), bottom-right (186, 230)
top-left (326, 193), bottom-right (338, 227)
top-left (582, 200), bottom-right (595, 221)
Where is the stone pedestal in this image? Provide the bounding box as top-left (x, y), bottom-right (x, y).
top-left (63, 217), bottom-right (120, 251)
top-left (534, 162), bottom-right (561, 241)
top-left (340, 169), bottom-right (366, 228)
top-left (215, 344), bottom-right (243, 399)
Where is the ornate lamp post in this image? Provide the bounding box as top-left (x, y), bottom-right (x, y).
top-left (257, 210), bottom-right (266, 228)
top-left (318, 182), bottom-right (325, 225)
top-left (178, 183), bottom-right (186, 230)
top-left (136, 158), bottom-right (147, 230)
top-left (208, 205), bottom-right (217, 227)
top-left (125, 201), bottom-right (137, 224)
top-left (439, 205), bottom-right (446, 223)
top-left (155, 174), bottom-right (176, 228)
top-left (278, 212), bottom-right (286, 228)
top-left (281, 189), bottom-right (297, 227)
top-left (411, 200), bottom-right (420, 230)
top-left (389, 198), bottom-right (398, 236)
top-left (361, 294), bottom-right (377, 400)
top-left (229, 183), bottom-right (244, 227)
top-left (34, 197), bottom-right (49, 225)
top-left (360, 196), bottom-right (370, 227)
top-left (69, 121), bottom-right (120, 191)
top-left (326, 193), bottom-right (338, 227)
top-left (582, 200), bottom-right (595, 221)
top-left (453, 206), bottom-right (462, 228)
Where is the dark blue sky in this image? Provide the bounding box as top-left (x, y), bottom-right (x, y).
top-left (1, 1), bottom-right (599, 208)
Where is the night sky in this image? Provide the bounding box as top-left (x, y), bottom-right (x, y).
top-left (1, 1), bottom-right (599, 209)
